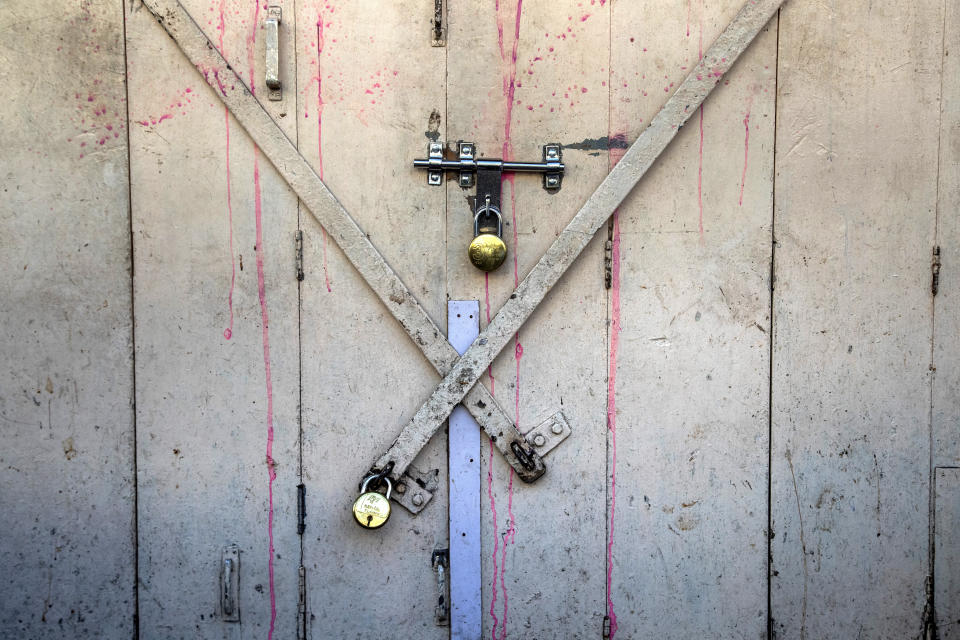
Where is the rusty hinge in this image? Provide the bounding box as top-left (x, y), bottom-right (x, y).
top-left (602, 615), bottom-right (611, 639)
top-left (297, 565), bottom-right (307, 640)
top-left (431, 0), bottom-right (445, 46)
top-left (296, 230), bottom-right (304, 281)
top-left (604, 217), bottom-right (614, 289)
top-left (932, 245), bottom-right (941, 296)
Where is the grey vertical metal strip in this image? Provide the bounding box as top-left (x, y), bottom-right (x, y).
top-left (376, 0), bottom-right (787, 478)
top-left (447, 301), bottom-right (482, 639)
top-left (139, 0), bottom-right (545, 482)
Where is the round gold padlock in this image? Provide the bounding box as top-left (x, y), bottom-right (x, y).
top-left (469, 205), bottom-right (507, 272)
top-left (468, 234), bottom-right (508, 272)
top-left (352, 475), bottom-right (392, 529)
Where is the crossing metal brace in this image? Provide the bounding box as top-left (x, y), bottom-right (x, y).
top-left (140, 0), bottom-right (568, 512)
top-left (373, 0), bottom-right (786, 485)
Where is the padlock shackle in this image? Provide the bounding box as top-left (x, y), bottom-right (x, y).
top-left (473, 204), bottom-right (503, 238)
top-left (360, 474), bottom-right (392, 500)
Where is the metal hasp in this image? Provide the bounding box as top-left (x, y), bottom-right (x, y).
top-left (414, 142), bottom-right (563, 272)
top-left (264, 6), bottom-right (281, 101)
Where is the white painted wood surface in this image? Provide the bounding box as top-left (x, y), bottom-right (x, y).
top-left (936, 468), bottom-right (960, 639)
top-left (607, 1), bottom-right (777, 636)
top-left (127, 0), bottom-right (300, 636)
top-left (0, 1), bottom-right (135, 636)
top-left (296, 1), bottom-right (450, 637)
top-left (445, 3), bottom-right (610, 637)
top-left (2, 1), bottom-right (959, 638)
top-left (448, 301), bottom-right (482, 639)
top-left (770, 1), bottom-right (944, 637)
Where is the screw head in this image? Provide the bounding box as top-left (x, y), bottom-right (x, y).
top-left (545, 174), bottom-right (560, 189)
top-left (412, 493), bottom-right (424, 506)
top-left (551, 422), bottom-right (563, 435)
top-left (395, 483), bottom-right (406, 494)
top-left (533, 434), bottom-right (547, 447)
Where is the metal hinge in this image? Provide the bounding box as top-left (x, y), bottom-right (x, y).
top-left (602, 615), bottom-right (611, 639)
top-left (297, 566), bottom-right (307, 640)
top-left (296, 230), bottom-right (304, 281)
top-left (297, 483), bottom-right (306, 534)
top-left (932, 245), bottom-right (941, 296)
top-left (431, 0), bottom-right (445, 46)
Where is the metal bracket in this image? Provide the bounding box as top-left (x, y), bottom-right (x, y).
top-left (220, 545), bottom-right (240, 623)
top-left (432, 549), bottom-right (449, 626)
top-left (390, 465), bottom-right (440, 515)
top-left (264, 6), bottom-right (282, 101)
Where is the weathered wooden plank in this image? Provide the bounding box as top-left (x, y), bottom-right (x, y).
top-left (936, 468), bottom-right (960, 639)
top-left (127, 0), bottom-right (300, 636)
top-left (444, 2), bottom-right (611, 637)
top-left (607, 1), bottom-right (777, 636)
top-left (933, 0), bottom-right (960, 469)
top-left (295, 2), bottom-right (449, 636)
top-left (770, 1), bottom-right (943, 637)
top-left (0, 2), bottom-right (135, 637)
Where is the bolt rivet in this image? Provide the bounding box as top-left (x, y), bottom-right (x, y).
top-left (551, 422), bottom-right (563, 435)
top-left (533, 434), bottom-right (547, 447)
top-left (412, 493), bottom-right (424, 506)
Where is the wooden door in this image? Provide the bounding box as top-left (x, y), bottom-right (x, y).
top-left (127, 1), bottom-right (301, 636)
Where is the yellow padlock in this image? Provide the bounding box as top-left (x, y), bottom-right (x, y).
top-left (468, 205), bottom-right (507, 272)
top-left (352, 475), bottom-right (392, 529)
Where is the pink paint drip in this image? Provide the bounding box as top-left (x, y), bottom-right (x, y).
top-left (253, 150), bottom-right (277, 640)
top-left (739, 95), bottom-right (754, 207)
top-left (219, 0), bottom-right (234, 341)
top-left (316, 19), bottom-right (332, 292)
top-left (248, 4), bottom-right (276, 636)
top-left (488, 438), bottom-right (501, 640)
top-left (605, 143), bottom-right (626, 639)
top-left (491, 2), bottom-right (523, 636)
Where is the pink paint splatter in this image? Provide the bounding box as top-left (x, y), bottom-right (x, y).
top-left (317, 18), bottom-right (332, 292)
top-left (605, 140), bottom-right (626, 640)
top-left (488, 438), bottom-right (501, 639)
top-left (739, 94), bottom-right (754, 207)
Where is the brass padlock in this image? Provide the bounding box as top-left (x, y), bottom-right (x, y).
top-left (468, 204), bottom-right (507, 272)
top-left (352, 475), bottom-right (392, 529)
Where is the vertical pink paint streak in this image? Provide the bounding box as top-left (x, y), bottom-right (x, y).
top-left (253, 150), bottom-right (277, 640)
top-left (605, 143), bottom-right (626, 639)
top-left (492, 3), bottom-right (523, 636)
top-left (219, 0), bottom-right (235, 340)
top-left (488, 437), bottom-right (501, 640)
top-left (247, 5), bottom-right (276, 637)
top-left (739, 96), bottom-right (753, 207)
top-left (316, 19), bottom-right (332, 292)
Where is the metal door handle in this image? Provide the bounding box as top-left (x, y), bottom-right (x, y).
top-left (264, 6), bottom-right (281, 101)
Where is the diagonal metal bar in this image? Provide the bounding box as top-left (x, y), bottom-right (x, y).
top-left (374, 0), bottom-right (786, 481)
top-left (139, 0), bottom-right (548, 484)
